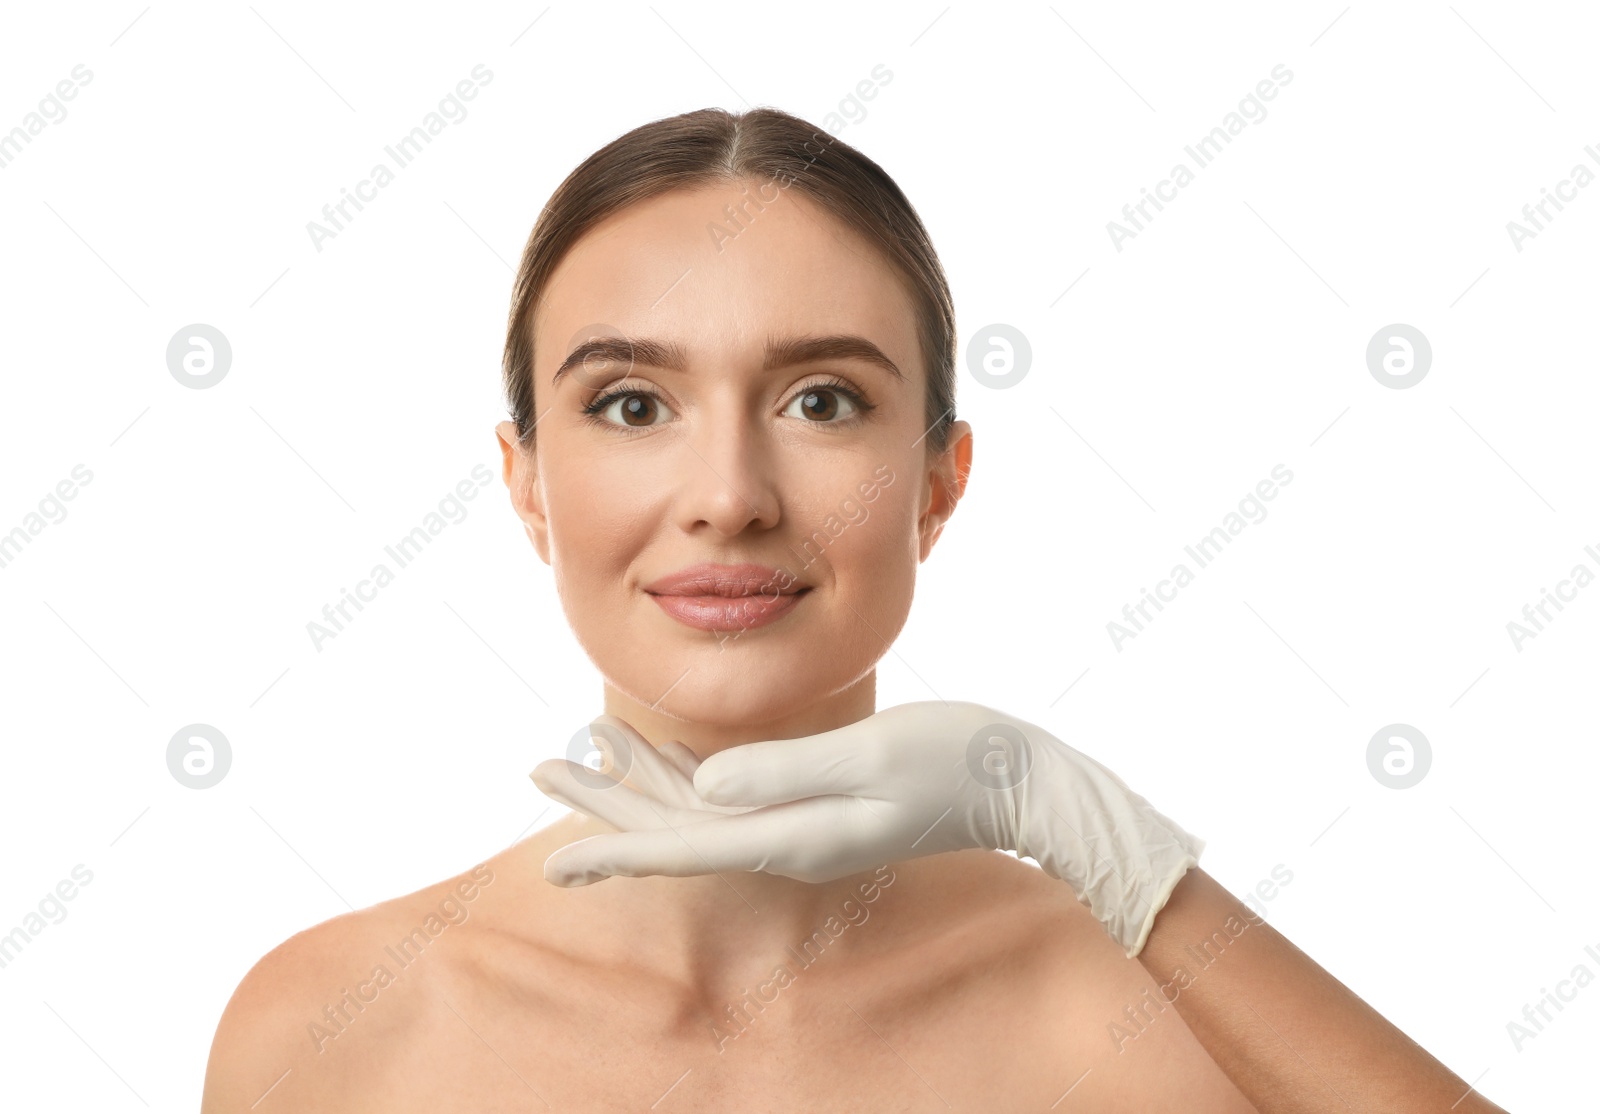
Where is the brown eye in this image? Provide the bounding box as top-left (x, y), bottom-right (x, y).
top-left (784, 387), bottom-right (858, 423)
top-left (617, 395), bottom-right (655, 426)
top-left (592, 391), bottom-right (672, 429)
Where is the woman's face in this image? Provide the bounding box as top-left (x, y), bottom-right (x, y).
top-left (497, 180), bottom-right (971, 729)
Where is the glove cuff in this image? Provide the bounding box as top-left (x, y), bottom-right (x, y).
top-left (1013, 736), bottom-right (1205, 958)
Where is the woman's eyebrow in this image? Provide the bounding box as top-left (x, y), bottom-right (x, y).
top-left (551, 334), bottom-right (905, 387)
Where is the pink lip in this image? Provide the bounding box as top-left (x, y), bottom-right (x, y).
top-left (645, 562), bottom-right (810, 633)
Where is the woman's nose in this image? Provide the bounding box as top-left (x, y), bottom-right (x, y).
top-left (667, 417), bottom-right (781, 537)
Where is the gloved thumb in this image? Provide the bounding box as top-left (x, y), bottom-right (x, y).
top-left (694, 722), bottom-right (876, 806)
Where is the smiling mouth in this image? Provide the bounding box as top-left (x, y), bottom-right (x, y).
top-left (646, 587), bottom-right (812, 632)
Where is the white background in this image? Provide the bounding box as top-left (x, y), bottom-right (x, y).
top-left (1, 1), bottom-right (1595, 1109)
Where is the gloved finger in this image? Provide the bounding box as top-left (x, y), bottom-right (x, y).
top-left (543, 797), bottom-right (863, 885)
top-left (530, 757), bottom-right (713, 833)
top-left (653, 740), bottom-right (758, 814)
top-left (581, 717), bottom-right (752, 815)
top-left (694, 720), bottom-right (882, 807)
top-left (657, 738), bottom-right (702, 780)
top-left (584, 715), bottom-right (709, 812)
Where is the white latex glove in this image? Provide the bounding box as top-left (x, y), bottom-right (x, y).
top-left (530, 702), bottom-right (1205, 958)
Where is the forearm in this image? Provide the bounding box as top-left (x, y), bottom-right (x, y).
top-left (1135, 868), bottom-right (1506, 1113)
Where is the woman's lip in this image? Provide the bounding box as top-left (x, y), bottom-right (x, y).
top-left (643, 562), bottom-right (807, 597)
top-left (648, 588), bottom-right (810, 632)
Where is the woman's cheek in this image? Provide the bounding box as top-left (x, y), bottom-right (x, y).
top-left (837, 498), bottom-right (918, 612)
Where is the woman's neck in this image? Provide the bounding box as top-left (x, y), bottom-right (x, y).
top-left (599, 673), bottom-right (877, 759)
top-left (517, 671), bottom-right (937, 1001)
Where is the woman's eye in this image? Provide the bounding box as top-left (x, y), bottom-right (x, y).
top-left (592, 391), bottom-right (673, 429)
top-left (586, 383), bottom-right (864, 430)
top-left (783, 386), bottom-right (859, 423)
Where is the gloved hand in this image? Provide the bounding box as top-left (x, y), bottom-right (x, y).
top-left (530, 701), bottom-right (1205, 958)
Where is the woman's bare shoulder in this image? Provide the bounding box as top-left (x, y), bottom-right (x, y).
top-left (200, 860), bottom-right (499, 1113)
top-left (942, 851), bottom-right (1258, 1111)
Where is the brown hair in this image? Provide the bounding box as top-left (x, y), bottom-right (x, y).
top-left (501, 106), bottom-right (957, 454)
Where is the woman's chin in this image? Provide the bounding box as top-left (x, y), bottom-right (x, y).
top-left (577, 594), bottom-right (907, 726)
top-left (605, 660), bottom-right (872, 729)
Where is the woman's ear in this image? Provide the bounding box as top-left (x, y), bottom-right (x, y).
top-left (917, 420), bottom-right (973, 562)
top-left (496, 421), bottom-right (552, 564)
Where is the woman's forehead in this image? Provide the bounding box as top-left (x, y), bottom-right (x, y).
top-left (535, 187), bottom-right (920, 380)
